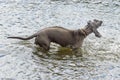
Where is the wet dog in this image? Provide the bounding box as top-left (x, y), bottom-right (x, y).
top-left (8, 19), bottom-right (102, 51)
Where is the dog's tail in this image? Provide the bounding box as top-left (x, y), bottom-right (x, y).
top-left (7, 34), bottom-right (37, 40)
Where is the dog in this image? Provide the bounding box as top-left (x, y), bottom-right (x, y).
top-left (8, 19), bottom-right (103, 52)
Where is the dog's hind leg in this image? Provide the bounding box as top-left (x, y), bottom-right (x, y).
top-left (42, 43), bottom-right (50, 51)
top-left (40, 40), bottom-right (50, 51)
top-left (35, 36), bottom-right (50, 51)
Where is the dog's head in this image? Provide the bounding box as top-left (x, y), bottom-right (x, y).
top-left (87, 19), bottom-right (103, 38)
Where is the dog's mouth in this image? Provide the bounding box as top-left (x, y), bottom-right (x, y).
top-left (93, 21), bottom-right (102, 38)
top-left (94, 30), bottom-right (102, 38)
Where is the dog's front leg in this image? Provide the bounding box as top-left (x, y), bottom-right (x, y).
top-left (71, 44), bottom-right (83, 57)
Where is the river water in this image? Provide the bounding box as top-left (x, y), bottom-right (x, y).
top-left (0, 0), bottom-right (120, 80)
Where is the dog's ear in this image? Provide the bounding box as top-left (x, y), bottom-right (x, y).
top-left (87, 20), bottom-right (92, 26)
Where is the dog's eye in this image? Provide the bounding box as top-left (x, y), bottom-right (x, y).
top-left (94, 19), bottom-right (98, 22)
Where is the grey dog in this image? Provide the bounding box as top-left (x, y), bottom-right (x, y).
top-left (8, 19), bottom-right (102, 52)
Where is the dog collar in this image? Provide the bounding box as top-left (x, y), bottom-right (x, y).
top-left (79, 29), bottom-right (87, 37)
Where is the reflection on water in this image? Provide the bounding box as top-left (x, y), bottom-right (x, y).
top-left (0, 0), bottom-right (120, 80)
top-left (33, 45), bottom-right (83, 60)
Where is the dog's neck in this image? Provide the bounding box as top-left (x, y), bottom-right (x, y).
top-left (80, 25), bottom-right (93, 37)
top-left (79, 29), bottom-right (87, 37)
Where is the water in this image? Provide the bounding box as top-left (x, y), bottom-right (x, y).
top-left (0, 0), bottom-right (120, 80)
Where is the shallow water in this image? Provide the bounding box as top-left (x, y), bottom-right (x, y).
top-left (0, 0), bottom-right (120, 80)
